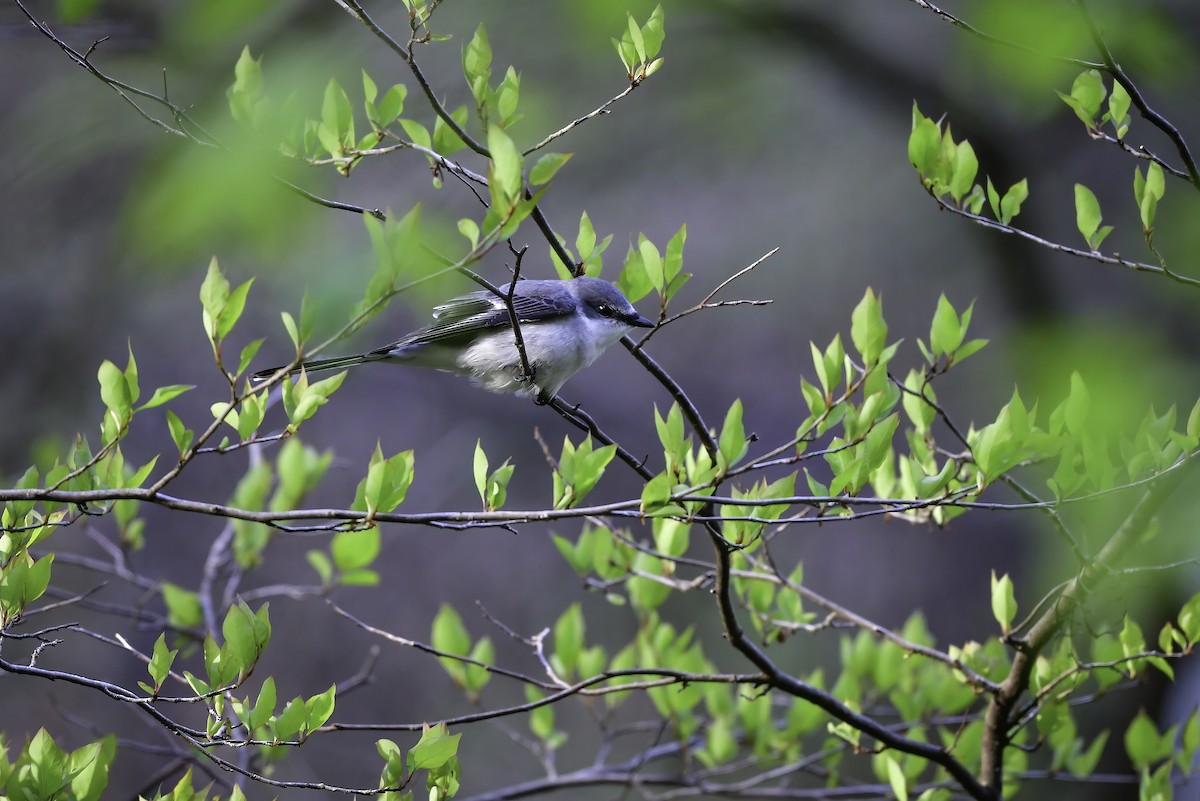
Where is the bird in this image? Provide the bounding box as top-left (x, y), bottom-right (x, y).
top-left (252, 277), bottom-right (655, 404)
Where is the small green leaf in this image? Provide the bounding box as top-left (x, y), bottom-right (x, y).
top-left (949, 140), bottom-right (978, 202)
top-left (884, 754), bottom-right (908, 801)
top-left (147, 633), bottom-right (177, 691)
top-left (249, 676), bottom-right (277, 732)
top-left (1074, 183), bottom-right (1102, 243)
top-left (274, 697), bottom-right (306, 740)
top-left (929, 295), bottom-right (964, 357)
top-left (97, 360), bottom-right (133, 424)
top-left (1062, 69), bottom-right (1106, 127)
top-left (1124, 710), bottom-right (1160, 769)
top-left (641, 5), bottom-right (665, 59)
top-left (458, 218), bottom-right (480, 249)
top-left (487, 125), bottom-right (523, 203)
top-left (362, 69), bottom-right (378, 109)
top-left (908, 108), bottom-right (941, 179)
top-left (850, 289), bottom-right (888, 365)
top-left (553, 603), bottom-right (584, 678)
top-left (986, 177), bottom-right (1001, 220)
top-left (618, 242), bottom-right (653, 302)
top-left (718, 399), bottom-right (747, 469)
top-left (408, 725), bottom-right (461, 771)
top-left (165, 410), bottom-right (194, 457)
top-left (377, 85), bottom-right (407, 126)
top-left (1136, 161), bottom-right (1165, 233)
top-left (529, 152), bottom-right (572, 185)
top-left (639, 237), bottom-right (663, 294)
top-left (162, 582), bottom-right (203, 629)
top-left (1108, 80), bottom-right (1131, 138)
top-left (331, 527), bottom-right (381, 573)
top-left (576, 212), bottom-right (597, 261)
top-left (321, 79), bottom-right (355, 147)
top-left (136, 384), bottom-right (193, 412)
top-left (305, 684), bottom-right (337, 730)
top-left (237, 339), bottom-right (265, 377)
top-left (463, 25), bottom-right (493, 90)
top-left (999, 179), bottom-right (1028, 225)
top-left (473, 440), bottom-right (489, 505)
top-left (990, 571), bottom-right (1017, 635)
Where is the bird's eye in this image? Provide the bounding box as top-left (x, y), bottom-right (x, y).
top-left (596, 303), bottom-right (613, 318)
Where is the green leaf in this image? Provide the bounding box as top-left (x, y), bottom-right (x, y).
top-left (399, 118), bottom-right (431, 151)
top-left (68, 736), bottom-right (116, 801)
top-left (472, 440), bottom-right (489, 505)
top-left (136, 384), bottom-right (193, 412)
top-left (147, 633), bottom-right (177, 691)
top-left (1108, 80), bottom-right (1131, 138)
top-left (352, 445), bottom-right (416, 514)
top-left (408, 725), bottom-right (461, 771)
top-left (627, 13), bottom-right (646, 64)
top-left (249, 676), bottom-right (277, 731)
top-left (307, 550), bottom-right (333, 584)
top-left (376, 84), bottom-right (407, 126)
top-left (1063, 372), bottom-right (1090, 434)
top-left (222, 601), bottom-right (262, 675)
top-left (463, 25), bottom-right (493, 92)
top-left (663, 224), bottom-right (687, 290)
top-left (1178, 591), bottom-right (1200, 644)
top-left (227, 46), bottom-right (263, 126)
top-left (639, 237), bottom-right (663, 294)
top-left (1061, 69), bottom-right (1106, 127)
top-left (554, 436), bottom-right (616, 509)
top-left (576, 211), bottom-right (597, 261)
top-left (361, 69), bottom-right (378, 109)
top-left (850, 289), bottom-right (887, 365)
top-left (458, 218), bottom-right (480, 249)
top-left (165, 409), bottom-right (194, 457)
top-left (1067, 731), bottom-right (1109, 777)
top-left (718, 399), bottom-right (747, 469)
top-left (487, 125), bottom-right (523, 203)
top-left (321, 79), bottom-right (355, 148)
top-left (986, 177), bottom-right (1001, 220)
top-left (1136, 161), bottom-right (1165, 233)
top-left (553, 603), bottom-right (584, 678)
top-left (432, 105), bottom-right (469, 157)
top-left (432, 604), bottom-right (471, 662)
top-left (305, 684), bottom-right (337, 730)
top-left (1124, 710), bottom-right (1161, 769)
top-left (990, 571), bottom-right (1017, 635)
top-left (331, 527), bottom-right (381, 572)
top-left (274, 697), bottom-right (306, 740)
top-left (618, 242), bottom-right (653, 302)
top-left (640, 471), bottom-right (674, 513)
top-left (1074, 183), bottom-right (1102, 244)
top-left (238, 339), bottom-right (265, 377)
top-left (97, 360), bottom-right (133, 425)
top-left (162, 582), bottom-right (203, 629)
top-left (949, 140), bottom-right (978, 202)
top-left (884, 754), bottom-right (908, 801)
top-left (929, 295), bottom-right (964, 357)
top-left (999, 178), bottom-right (1028, 225)
top-left (641, 5), bottom-right (665, 59)
top-left (529, 152), bottom-right (572, 185)
top-left (494, 66), bottom-right (521, 125)
top-left (908, 109), bottom-right (941, 180)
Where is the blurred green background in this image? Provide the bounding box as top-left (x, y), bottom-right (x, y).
top-left (1, 1), bottom-right (1198, 798)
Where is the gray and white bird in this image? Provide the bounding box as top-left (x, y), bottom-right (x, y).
top-left (253, 277), bottom-right (655, 403)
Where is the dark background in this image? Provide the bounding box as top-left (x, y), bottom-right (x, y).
top-left (1, 1), bottom-right (1198, 798)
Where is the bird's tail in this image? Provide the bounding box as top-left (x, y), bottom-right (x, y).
top-left (251, 353), bottom-right (386, 383)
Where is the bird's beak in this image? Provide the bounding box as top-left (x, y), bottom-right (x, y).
top-left (627, 312), bottom-right (656, 328)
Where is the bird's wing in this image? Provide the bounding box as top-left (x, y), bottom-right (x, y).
top-left (371, 288), bottom-right (576, 352)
